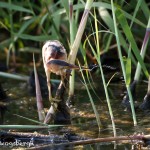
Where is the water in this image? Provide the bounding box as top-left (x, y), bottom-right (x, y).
top-left (0, 78), bottom-right (149, 149)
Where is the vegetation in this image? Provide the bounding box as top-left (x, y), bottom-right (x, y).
top-left (0, 0), bottom-right (150, 148)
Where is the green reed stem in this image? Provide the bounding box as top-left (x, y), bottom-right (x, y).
top-left (0, 125), bottom-right (62, 129)
top-left (95, 10), bottom-right (116, 137)
top-left (79, 62), bottom-right (101, 130)
top-left (111, 0), bottom-right (137, 126)
top-left (69, 0), bottom-right (75, 99)
top-left (7, 0), bottom-right (14, 68)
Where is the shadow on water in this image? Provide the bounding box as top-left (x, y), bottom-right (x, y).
top-left (0, 77), bottom-right (150, 149)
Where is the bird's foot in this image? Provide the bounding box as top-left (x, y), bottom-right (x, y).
top-left (50, 97), bottom-right (61, 111)
top-left (61, 76), bottom-right (67, 88)
top-left (51, 98), bottom-right (62, 112)
top-left (49, 97), bottom-right (61, 103)
top-left (51, 102), bottom-right (58, 111)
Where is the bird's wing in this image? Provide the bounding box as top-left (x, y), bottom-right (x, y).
top-left (46, 59), bottom-right (79, 69)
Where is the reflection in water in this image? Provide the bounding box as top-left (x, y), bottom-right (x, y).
top-left (0, 79), bottom-right (149, 149)
top-left (0, 83), bottom-right (8, 124)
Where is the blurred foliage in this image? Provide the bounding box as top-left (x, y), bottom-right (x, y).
top-left (0, 0), bottom-right (150, 129)
top-left (0, 0), bottom-right (149, 69)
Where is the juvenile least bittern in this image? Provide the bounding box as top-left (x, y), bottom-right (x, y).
top-left (46, 59), bottom-right (84, 76)
top-left (46, 59), bottom-right (89, 84)
top-left (42, 40), bottom-right (67, 102)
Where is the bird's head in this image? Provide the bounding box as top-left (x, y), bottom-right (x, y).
top-left (42, 40), bottom-right (67, 62)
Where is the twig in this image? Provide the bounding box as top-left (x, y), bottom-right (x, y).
top-left (27, 134), bottom-right (150, 149)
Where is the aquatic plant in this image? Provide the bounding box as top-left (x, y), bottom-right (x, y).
top-left (0, 0), bottom-right (150, 131)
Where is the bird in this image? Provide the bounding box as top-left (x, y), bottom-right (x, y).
top-left (42, 40), bottom-right (90, 103)
top-left (46, 59), bottom-right (86, 78)
top-left (42, 40), bottom-right (67, 102)
top-left (46, 59), bottom-right (91, 87)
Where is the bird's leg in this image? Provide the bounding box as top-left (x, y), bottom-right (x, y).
top-left (46, 70), bottom-right (52, 103)
top-left (46, 70), bottom-right (60, 110)
top-left (61, 75), bottom-right (66, 88)
top-left (60, 68), bottom-right (71, 88)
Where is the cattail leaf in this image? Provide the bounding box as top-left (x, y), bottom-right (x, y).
top-left (125, 58), bottom-right (131, 85)
top-left (0, 72), bottom-right (29, 81)
top-left (0, 2), bottom-right (33, 13)
top-left (98, 7), bottom-right (137, 65)
top-left (13, 34), bottom-right (50, 42)
top-left (140, 0), bottom-right (150, 20)
top-left (115, 8), bottom-right (149, 79)
top-left (61, 0), bottom-right (69, 16)
top-left (111, 0), bottom-right (137, 125)
top-left (14, 17), bottom-right (38, 41)
top-left (130, 0), bottom-right (143, 28)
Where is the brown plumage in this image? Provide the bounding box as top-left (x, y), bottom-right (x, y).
top-left (42, 40), bottom-right (67, 63)
top-left (46, 59), bottom-right (79, 75)
top-left (42, 40), bottom-right (67, 101)
top-left (42, 40), bottom-right (89, 102)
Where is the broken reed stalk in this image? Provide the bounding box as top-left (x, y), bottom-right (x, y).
top-left (139, 76), bottom-right (150, 110)
top-left (130, 16), bottom-right (150, 105)
top-left (134, 16), bottom-right (150, 82)
top-left (33, 54), bottom-right (45, 122)
top-left (130, 16), bottom-right (150, 99)
top-left (122, 16), bottom-right (150, 109)
top-left (68, 0), bottom-right (75, 104)
top-left (145, 76), bottom-right (150, 99)
top-left (68, 0), bottom-right (93, 64)
top-left (44, 80), bottom-right (71, 124)
top-left (148, 77), bottom-right (150, 92)
top-left (44, 0), bottom-right (94, 124)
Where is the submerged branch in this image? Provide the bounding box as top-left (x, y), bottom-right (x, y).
top-left (27, 134), bottom-right (150, 149)
top-left (1, 131), bottom-right (150, 149)
top-left (44, 79), bottom-right (71, 124)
